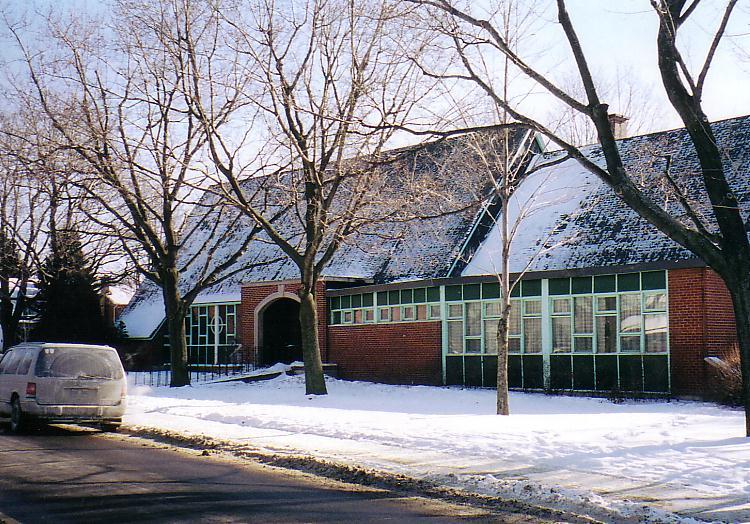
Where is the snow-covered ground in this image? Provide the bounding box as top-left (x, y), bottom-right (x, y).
top-left (125, 369), bottom-right (750, 523)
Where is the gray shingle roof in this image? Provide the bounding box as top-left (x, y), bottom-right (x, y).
top-left (120, 128), bottom-right (532, 337)
top-left (463, 114), bottom-right (750, 276)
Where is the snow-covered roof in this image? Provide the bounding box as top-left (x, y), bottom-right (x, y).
top-left (105, 285), bottom-right (135, 306)
top-left (120, 128), bottom-right (534, 338)
top-left (464, 114), bottom-right (750, 276)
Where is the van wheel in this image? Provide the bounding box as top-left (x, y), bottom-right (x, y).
top-left (10, 397), bottom-right (23, 434)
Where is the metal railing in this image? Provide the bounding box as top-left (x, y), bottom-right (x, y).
top-left (128, 345), bottom-right (258, 387)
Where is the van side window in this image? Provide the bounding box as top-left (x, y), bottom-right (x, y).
top-left (16, 352), bottom-right (34, 375)
top-left (0, 351), bottom-right (21, 374)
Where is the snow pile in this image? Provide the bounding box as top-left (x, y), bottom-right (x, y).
top-left (125, 374), bottom-right (749, 522)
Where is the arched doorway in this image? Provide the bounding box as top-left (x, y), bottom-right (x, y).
top-left (261, 298), bottom-right (302, 365)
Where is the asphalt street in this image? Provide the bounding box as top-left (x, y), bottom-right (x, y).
top-left (0, 425), bottom-right (500, 523)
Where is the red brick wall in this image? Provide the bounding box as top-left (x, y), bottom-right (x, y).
top-left (704, 270), bottom-right (738, 361)
top-left (668, 267), bottom-right (737, 396)
top-left (328, 321), bottom-right (443, 385)
top-left (239, 281), bottom-right (328, 365)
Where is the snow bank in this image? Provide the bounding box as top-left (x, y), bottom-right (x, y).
top-left (125, 374), bottom-right (749, 522)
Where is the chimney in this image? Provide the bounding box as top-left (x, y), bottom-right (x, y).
top-left (608, 114), bottom-right (629, 140)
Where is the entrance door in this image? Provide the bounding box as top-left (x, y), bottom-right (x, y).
top-left (261, 298), bottom-right (302, 365)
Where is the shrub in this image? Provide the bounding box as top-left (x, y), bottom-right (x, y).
top-left (705, 346), bottom-right (744, 406)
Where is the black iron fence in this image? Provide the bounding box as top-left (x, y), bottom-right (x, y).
top-left (128, 345), bottom-right (258, 387)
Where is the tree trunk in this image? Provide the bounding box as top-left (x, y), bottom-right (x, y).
top-left (727, 277), bottom-right (750, 437)
top-left (162, 269), bottom-right (189, 387)
top-left (496, 310), bottom-right (510, 415)
top-left (298, 285), bottom-right (327, 396)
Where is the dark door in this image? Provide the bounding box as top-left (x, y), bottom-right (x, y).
top-left (261, 299), bottom-right (302, 365)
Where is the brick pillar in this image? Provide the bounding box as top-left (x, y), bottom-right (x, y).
top-left (668, 267), bottom-right (737, 397)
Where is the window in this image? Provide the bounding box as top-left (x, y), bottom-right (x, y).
top-left (596, 316), bottom-right (617, 353)
top-left (485, 301), bottom-right (503, 317)
top-left (645, 313), bottom-right (668, 352)
top-left (332, 288), bottom-right (440, 325)
top-left (0, 350), bottom-right (21, 374)
top-left (402, 306), bottom-right (415, 321)
top-left (573, 296), bottom-right (593, 353)
top-left (429, 304), bottom-right (442, 319)
top-left (619, 294), bottom-right (641, 352)
top-left (551, 298), bottom-right (572, 353)
top-left (484, 318), bottom-right (499, 354)
top-left (391, 307), bottom-right (401, 322)
top-left (447, 321), bottom-right (463, 354)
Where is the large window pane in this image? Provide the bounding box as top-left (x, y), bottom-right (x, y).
top-left (645, 313), bottom-right (668, 352)
top-left (465, 302), bottom-right (482, 336)
top-left (466, 339), bottom-right (482, 353)
top-left (552, 317), bottom-right (572, 353)
top-left (448, 304), bottom-right (463, 319)
top-left (552, 298), bottom-right (571, 314)
top-left (484, 319), bottom-right (499, 354)
top-left (447, 321), bottom-right (463, 354)
top-left (485, 301), bottom-right (503, 317)
top-left (573, 336), bottom-right (593, 353)
top-left (596, 315), bottom-right (617, 353)
top-left (620, 294), bottom-right (642, 334)
top-left (524, 299), bottom-right (542, 316)
top-left (379, 307), bottom-right (390, 321)
top-left (644, 292), bottom-right (667, 312)
top-left (524, 317), bottom-right (542, 353)
top-left (596, 296), bottom-right (616, 312)
top-left (620, 335), bottom-right (641, 352)
top-left (574, 296), bottom-right (593, 334)
top-left (402, 306), bottom-right (415, 321)
top-left (508, 302), bottom-right (521, 335)
top-left (429, 304), bottom-right (441, 319)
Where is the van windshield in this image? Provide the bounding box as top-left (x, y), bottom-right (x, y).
top-left (34, 347), bottom-right (124, 380)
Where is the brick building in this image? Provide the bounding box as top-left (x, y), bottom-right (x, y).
top-left (118, 115), bottom-right (750, 398)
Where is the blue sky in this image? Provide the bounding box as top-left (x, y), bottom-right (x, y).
top-left (2, 0), bottom-right (748, 133)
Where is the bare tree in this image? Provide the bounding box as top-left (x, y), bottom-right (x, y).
top-left (411, 0), bottom-right (750, 433)
top-left (547, 68), bottom-right (667, 146)
top-left (0, 109), bottom-right (129, 349)
top-left (4, 1), bottom-right (270, 386)
top-left (180, 0), bottom-right (439, 395)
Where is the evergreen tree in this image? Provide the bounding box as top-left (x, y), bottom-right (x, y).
top-left (0, 231), bottom-right (22, 349)
top-left (32, 230), bottom-right (110, 343)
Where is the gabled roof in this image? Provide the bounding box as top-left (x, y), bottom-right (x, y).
top-left (119, 127), bottom-right (534, 338)
top-left (463, 114), bottom-right (750, 277)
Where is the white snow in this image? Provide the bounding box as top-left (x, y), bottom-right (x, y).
top-left (106, 285), bottom-right (135, 306)
top-left (125, 374), bottom-right (750, 522)
top-left (117, 284), bottom-right (165, 338)
top-left (463, 155), bottom-right (602, 276)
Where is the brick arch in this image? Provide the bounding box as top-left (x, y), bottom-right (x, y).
top-left (239, 281), bottom-right (329, 366)
top-left (253, 291), bottom-right (301, 352)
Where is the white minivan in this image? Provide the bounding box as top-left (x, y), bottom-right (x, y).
top-left (0, 343), bottom-right (127, 433)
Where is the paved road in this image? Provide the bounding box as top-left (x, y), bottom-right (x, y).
top-left (0, 425), bottom-right (503, 523)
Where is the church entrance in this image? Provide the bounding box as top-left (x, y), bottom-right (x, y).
top-left (260, 298), bottom-right (302, 365)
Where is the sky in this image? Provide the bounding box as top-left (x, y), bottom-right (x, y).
top-left (556, 1), bottom-right (750, 129)
top-left (2, 0), bottom-right (748, 136)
